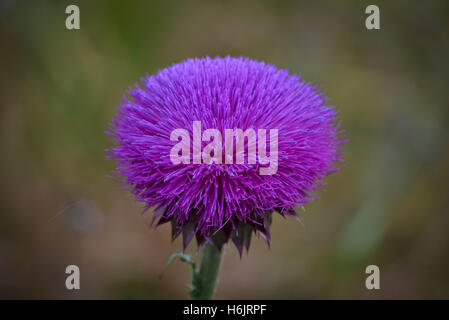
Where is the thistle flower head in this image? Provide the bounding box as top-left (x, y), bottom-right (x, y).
top-left (107, 56), bottom-right (344, 254)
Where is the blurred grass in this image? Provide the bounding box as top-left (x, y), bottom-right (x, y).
top-left (0, 0), bottom-right (448, 299)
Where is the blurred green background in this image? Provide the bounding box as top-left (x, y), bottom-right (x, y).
top-left (1, 0), bottom-right (448, 299)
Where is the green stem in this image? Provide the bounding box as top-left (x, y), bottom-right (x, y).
top-left (190, 242), bottom-right (223, 300)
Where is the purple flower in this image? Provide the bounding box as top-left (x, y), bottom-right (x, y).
top-left (107, 56), bottom-right (344, 254)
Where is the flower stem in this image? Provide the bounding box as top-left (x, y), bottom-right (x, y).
top-left (190, 242), bottom-right (223, 300)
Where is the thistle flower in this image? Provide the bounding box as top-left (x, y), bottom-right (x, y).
top-left (107, 56), bottom-right (344, 255)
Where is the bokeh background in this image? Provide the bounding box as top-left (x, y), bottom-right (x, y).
top-left (1, 0), bottom-right (448, 299)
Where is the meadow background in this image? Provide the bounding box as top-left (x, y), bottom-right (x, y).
top-left (0, 0), bottom-right (448, 299)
